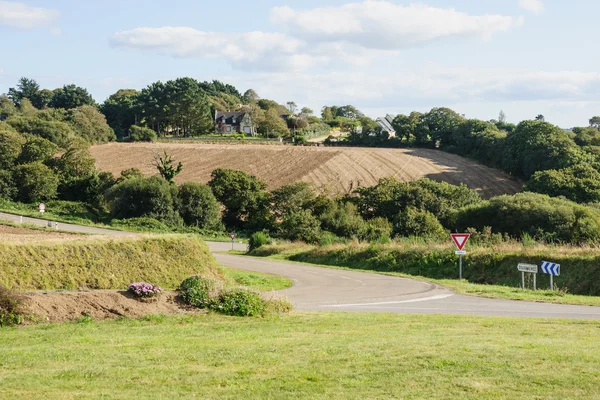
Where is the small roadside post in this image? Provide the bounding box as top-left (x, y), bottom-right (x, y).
top-left (451, 233), bottom-right (470, 280)
top-left (39, 203), bottom-right (45, 213)
top-left (517, 263), bottom-right (538, 290)
top-left (541, 261), bottom-right (560, 291)
top-left (229, 232), bottom-right (237, 250)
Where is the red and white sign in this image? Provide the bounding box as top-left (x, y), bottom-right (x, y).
top-left (229, 233), bottom-right (237, 240)
top-left (39, 203), bottom-right (45, 213)
top-left (451, 233), bottom-right (470, 251)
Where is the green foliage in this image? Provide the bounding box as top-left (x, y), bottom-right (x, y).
top-left (218, 288), bottom-right (265, 317)
top-left (177, 182), bottom-right (221, 230)
top-left (14, 162), bottom-right (59, 203)
top-left (295, 122), bottom-right (331, 139)
top-left (248, 231), bottom-right (272, 251)
top-left (526, 164), bottom-right (600, 203)
top-left (0, 126), bottom-right (26, 169)
top-left (179, 276), bottom-right (223, 309)
top-left (155, 151), bottom-right (183, 183)
top-left (209, 168), bottom-right (269, 228)
top-left (49, 84), bottom-right (96, 109)
top-left (105, 176), bottom-right (180, 224)
top-left (258, 107), bottom-right (289, 137)
top-left (0, 236), bottom-right (218, 291)
top-left (0, 284), bottom-right (23, 327)
top-left (455, 192), bottom-right (600, 244)
top-left (7, 115), bottom-right (74, 146)
top-left (129, 125), bottom-right (157, 142)
top-left (394, 207), bottom-right (447, 239)
top-left (100, 89), bottom-right (140, 139)
top-left (0, 95), bottom-right (16, 119)
top-left (18, 137), bottom-right (58, 164)
top-left (0, 170), bottom-right (17, 200)
top-left (320, 201), bottom-right (367, 239)
top-left (280, 209), bottom-right (322, 243)
top-left (66, 105), bottom-right (115, 143)
top-left (56, 138), bottom-right (96, 179)
top-left (451, 119), bottom-right (506, 167)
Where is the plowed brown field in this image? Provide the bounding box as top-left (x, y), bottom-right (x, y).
top-left (91, 143), bottom-right (522, 198)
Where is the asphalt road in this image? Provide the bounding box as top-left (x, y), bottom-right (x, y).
top-left (2, 212), bottom-right (600, 319)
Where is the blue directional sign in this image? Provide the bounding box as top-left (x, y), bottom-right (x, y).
top-left (541, 261), bottom-right (560, 276)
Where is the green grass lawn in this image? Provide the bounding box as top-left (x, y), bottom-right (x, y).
top-left (1, 313), bottom-right (599, 399)
top-left (219, 266), bottom-right (292, 292)
top-left (237, 251), bottom-right (600, 307)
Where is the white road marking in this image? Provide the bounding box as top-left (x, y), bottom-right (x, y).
top-left (321, 294), bottom-right (454, 307)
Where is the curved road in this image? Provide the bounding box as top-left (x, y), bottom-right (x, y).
top-left (2, 212), bottom-right (600, 319)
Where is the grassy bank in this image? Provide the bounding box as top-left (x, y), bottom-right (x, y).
top-left (250, 241), bottom-right (600, 304)
top-left (1, 313), bottom-right (598, 399)
top-left (0, 235), bottom-right (218, 291)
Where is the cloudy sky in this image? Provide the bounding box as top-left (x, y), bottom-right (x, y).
top-left (0, 0), bottom-right (597, 127)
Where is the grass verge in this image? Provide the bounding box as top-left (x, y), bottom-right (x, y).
top-left (0, 235), bottom-right (218, 291)
top-left (218, 266), bottom-right (292, 292)
top-left (0, 313), bottom-right (598, 399)
top-left (246, 244), bottom-right (600, 307)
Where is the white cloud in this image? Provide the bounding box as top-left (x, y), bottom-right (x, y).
top-left (518, 0), bottom-right (544, 15)
top-left (110, 27), bottom-right (323, 71)
top-left (271, 1), bottom-right (522, 50)
top-left (0, 1), bottom-right (59, 29)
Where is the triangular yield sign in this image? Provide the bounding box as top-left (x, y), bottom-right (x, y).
top-left (451, 233), bottom-right (470, 250)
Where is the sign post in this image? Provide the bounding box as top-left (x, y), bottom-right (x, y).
top-left (517, 263), bottom-right (538, 290)
top-left (229, 232), bottom-right (237, 250)
top-left (451, 234), bottom-right (470, 280)
top-left (39, 203), bottom-right (45, 213)
top-left (541, 261), bottom-right (560, 291)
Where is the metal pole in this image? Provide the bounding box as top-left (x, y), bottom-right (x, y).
top-left (533, 273), bottom-right (537, 291)
top-left (231, 240), bottom-right (234, 251)
top-left (550, 274), bottom-right (554, 291)
top-left (459, 255), bottom-right (463, 280)
top-left (522, 272), bottom-right (525, 290)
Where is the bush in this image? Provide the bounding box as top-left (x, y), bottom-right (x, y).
top-left (360, 217), bottom-right (393, 242)
top-left (455, 192), bottom-right (600, 244)
top-left (179, 276), bottom-right (223, 309)
top-left (280, 209), bottom-right (322, 243)
top-left (217, 288), bottom-right (265, 317)
top-left (129, 125), bottom-right (157, 142)
top-left (0, 169), bottom-right (17, 200)
top-left (111, 217), bottom-right (171, 232)
top-left (177, 182), bottom-right (222, 230)
top-left (263, 296), bottom-right (293, 315)
top-left (18, 137), bottom-right (58, 164)
top-left (14, 162), bottom-right (59, 203)
top-left (394, 207), bottom-right (447, 239)
top-left (249, 231), bottom-right (271, 251)
top-left (66, 105), bottom-right (116, 143)
top-left (128, 282), bottom-right (163, 299)
top-left (0, 284), bottom-right (23, 327)
top-left (525, 164), bottom-right (600, 203)
top-left (0, 125), bottom-right (25, 169)
top-left (105, 176), bottom-right (180, 225)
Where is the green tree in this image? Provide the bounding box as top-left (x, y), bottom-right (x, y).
top-left (155, 151), bottom-right (183, 183)
top-left (420, 107), bottom-right (463, 148)
top-left (498, 110), bottom-right (507, 123)
top-left (18, 137), bottom-right (58, 164)
top-left (105, 176), bottom-right (180, 224)
top-left (177, 182), bottom-right (222, 229)
top-left (14, 162), bottom-right (59, 203)
top-left (394, 207), bottom-right (446, 238)
top-left (258, 108), bottom-right (289, 137)
top-left (208, 168), bottom-right (269, 228)
top-left (49, 84), bottom-right (95, 109)
top-left (286, 101), bottom-right (298, 114)
top-left (535, 114), bottom-right (545, 121)
top-left (526, 164), bottom-right (600, 203)
top-left (321, 106), bottom-right (334, 121)
top-left (7, 77), bottom-right (40, 107)
top-left (0, 95), bottom-right (17, 119)
top-left (100, 89), bottom-right (140, 139)
top-left (138, 81), bottom-right (168, 135)
top-left (242, 89), bottom-right (260, 104)
top-left (66, 105), bottom-right (116, 143)
top-left (279, 209), bottom-right (321, 243)
top-left (589, 116), bottom-right (600, 129)
top-left (270, 182), bottom-right (316, 221)
top-left (58, 138), bottom-right (96, 179)
top-left (129, 125), bottom-right (157, 142)
top-left (0, 126), bottom-right (25, 169)
top-left (165, 77), bottom-right (214, 136)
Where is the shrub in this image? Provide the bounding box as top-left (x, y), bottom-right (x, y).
top-left (249, 231), bottom-right (271, 251)
top-left (0, 284), bottom-right (23, 327)
top-left (129, 125), bottom-right (157, 142)
top-left (14, 162), bottom-right (59, 203)
top-left (0, 125), bottom-right (26, 169)
top-left (217, 288), bottom-right (265, 317)
top-left (280, 209), bottom-right (322, 243)
top-left (179, 276), bottom-right (223, 309)
top-left (359, 217), bottom-right (393, 242)
top-left (128, 282), bottom-right (163, 299)
top-left (177, 182), bottom-right (222, 230)
top-left (66, 105), bottom-right (116, 143)
top-left (18, 137), bottom-right (58, 164)
top-left (105, 176), bottom-right (180, 225)
top-left (111, 217), bottom-right (171, 232)
top-left (394, 207), bottom-right (447, 239)
top-left (0, 169), bottom-right (17, 200)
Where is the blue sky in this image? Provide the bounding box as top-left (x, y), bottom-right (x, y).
top-left (0, 0), bottom-right (598, 127)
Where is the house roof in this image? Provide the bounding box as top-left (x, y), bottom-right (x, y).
top-left (215, 111), bottom-right (247, 126)
top-left (376, 117), bottom-right (395, 133)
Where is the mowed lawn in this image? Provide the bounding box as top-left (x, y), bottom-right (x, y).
top-left (1, 313), bottom-right (599, 399)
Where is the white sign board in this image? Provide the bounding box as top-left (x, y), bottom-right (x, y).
top-left (455, 250), bottom-right (467, 255)
top-left (39, 203), bottom-right (45, 213)
top-left (518, 263), bottom-right (538, 273)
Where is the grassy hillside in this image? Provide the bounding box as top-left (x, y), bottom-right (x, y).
top-left (1, 313), bottom-right (599, 399)
top-left (0, 235), bottom-right (217, 291)
top-left (252, 241), bottom-right (600, 297)
top-left (91, 143), bottom-right (521, 198)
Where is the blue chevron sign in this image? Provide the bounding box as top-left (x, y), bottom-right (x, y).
top-left (541, 261), bottom-right (560, 276)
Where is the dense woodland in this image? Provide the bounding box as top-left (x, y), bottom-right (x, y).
top-left (3, 76), bottom-right (600, 245)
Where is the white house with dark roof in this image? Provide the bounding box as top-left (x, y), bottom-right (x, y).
top-left (215, 111), bottom-right (255, 135)
top-left (376, 116), bottom-right (396, 138)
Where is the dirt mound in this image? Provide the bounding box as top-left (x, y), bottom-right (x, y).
top-left (21, 290), bottom-right (199, 323)
top-left (91, 142), bottom-right (521, 198)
